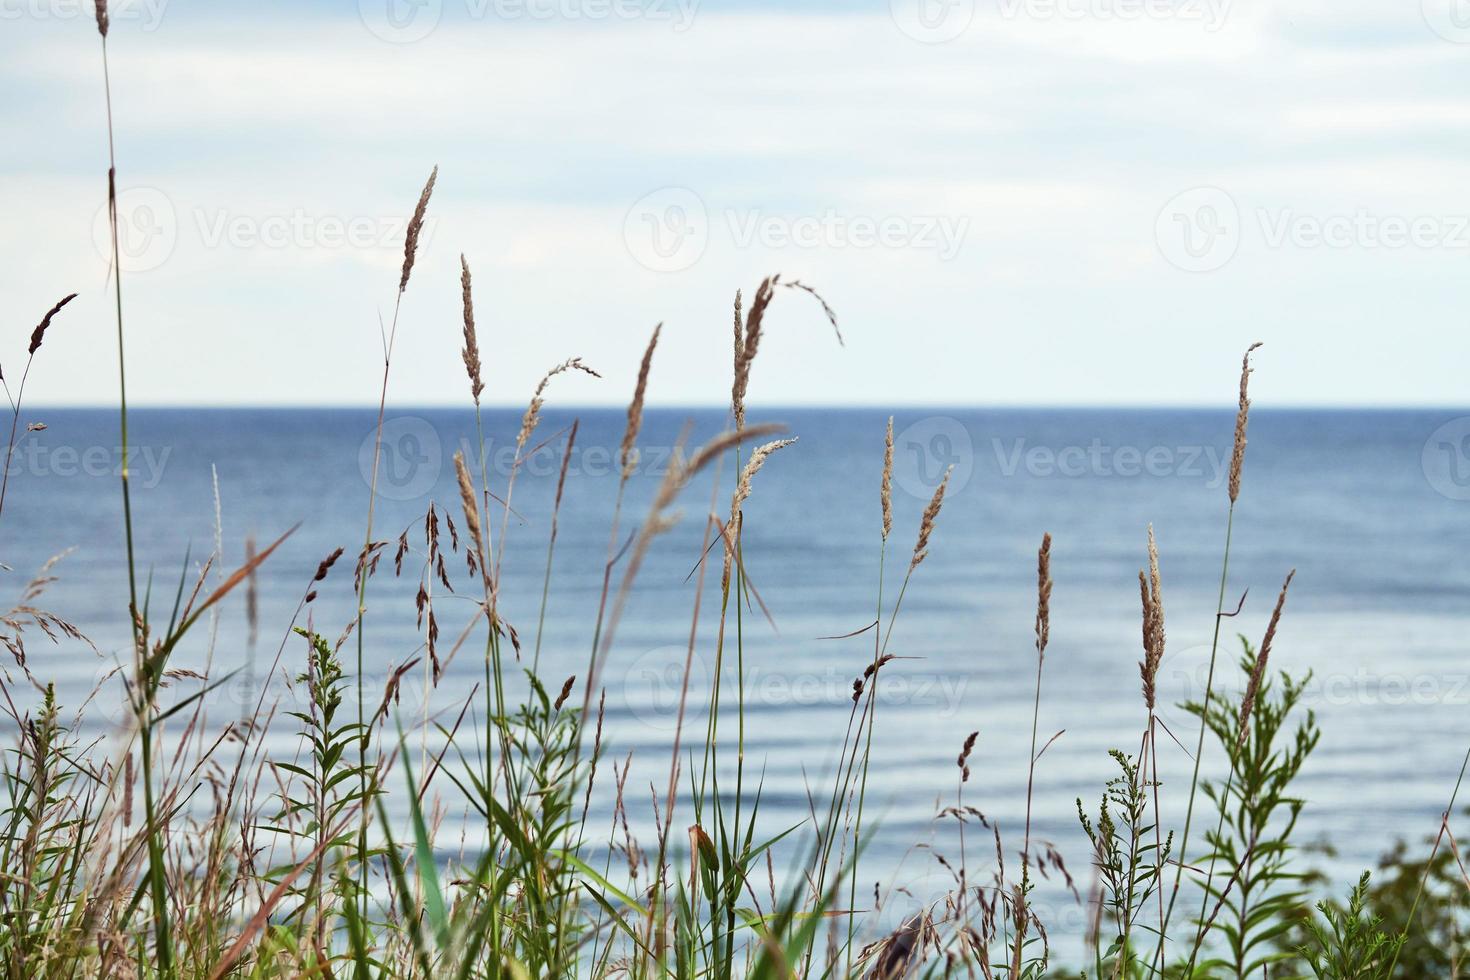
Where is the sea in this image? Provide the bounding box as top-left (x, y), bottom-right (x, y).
top-left (3, 405), bottom-right (1469, 950)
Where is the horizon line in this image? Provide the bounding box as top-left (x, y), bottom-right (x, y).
top-left (22, 401), bottom-right (1470, 412)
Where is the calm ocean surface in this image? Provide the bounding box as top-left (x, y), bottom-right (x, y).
top-left (4, 406), bottom-right (1469, 939)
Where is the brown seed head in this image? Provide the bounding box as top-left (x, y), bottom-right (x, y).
top-left (554, 675), bottom-right (576, 710)
top-left (1228, 342), bottom-right (1263, 504)
top-left (1238, 568), bottom-right (1295, 746)
top-left (957, 730), bottom-right (978, 772)
top-left (94, 0), bottom-right (108, 36)
top-left (314, 546), bottom-right (344, 582)
top-left (1035, 532), bottom-right (1053, 659)
top-left (459, 255), bottom-right (484, 404)
top-left (399, 166), bottom-right (437, 294)
top-left (881, 417), bottom-right (894, 540)
top-left (29, 293), bottom-right (77, 356)
top-left (621, 324), bottom-right (661, 480)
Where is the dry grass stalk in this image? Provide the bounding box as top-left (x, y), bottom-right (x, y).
top-left (1139, 525), bottom-right (1165, 710)
top-left (244, 535), bottom-right (258, 645)
top-left (621, 324), bottom-right (661, 481)
top-left (957, 731), bottom-right (978, 782)
top-left (29, 293), bottom-right (77, 356)
top-left (722, 437), bottom-right (798, 590)
top-left (1035, 532), bottom-right (1053, 659)
top-left (459, 255), bottom-right (484, 404)
top-left (1238, 568), bottom-right (1295, 746)
top-left (910, 466), bottom-right (953, 571)
top-left (398, 166), bottom-right (437, 294)
top-left (881, 417), bottom-right (894, 540)
top-left (554, 675), bottom-right (576, 710)
top-left (1228, 342), bottom-right (1263, 504)
top-left (782, 279), bottom-right (844, 346)
top-left (453, 451), bottom-right (485, 575)
top-left (731, 276), bottom-right (777, 431)
top-left (517, 357), bottom-right (601, 452)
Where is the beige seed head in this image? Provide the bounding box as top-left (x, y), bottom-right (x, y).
top-left (722, 437), bottom-right (798, 590)
top-left (731, 276), bottom-right (778, 431)
top-left (453, 451), bottom-right (484, 572)
top-left (1138, 525), bottom-right (1166, 711)
top-left (459, 255), bottom-right (484, 405)
top-left (399, 165), bottom-right (437, 294)
top-left (1238, 568), bottom-right (1295, 746)
top-left (910, 466), bottom-right (952, 571)
top-left (881, 417), bottom-right (894, 540)
top-left (1228, 342), bottom-right (1263, 504)
top-left (518, 357), bottom-right (601, 451)
top-left (621, 324), bottom-right (661, 481)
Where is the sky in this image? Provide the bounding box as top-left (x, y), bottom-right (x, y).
top-left (3, 0), bottom-right (1469, 407)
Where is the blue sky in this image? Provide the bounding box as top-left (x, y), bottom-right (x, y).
top-left (4, 0), bottom-right (1470, 406)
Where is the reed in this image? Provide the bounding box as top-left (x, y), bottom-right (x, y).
top-left (1151, 341), bottom-right (1264, 976)
top-left (2, 43), bottom-right (1451, 972)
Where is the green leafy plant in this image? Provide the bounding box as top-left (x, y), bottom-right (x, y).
top-left (1298, 871), bottom-right (1404, 980)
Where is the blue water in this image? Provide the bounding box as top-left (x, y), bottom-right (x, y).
top-left (3, 406), bottom-right (1468, 945)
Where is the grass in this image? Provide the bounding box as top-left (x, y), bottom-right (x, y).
top-left (0, 6), bottom-right (1467, 977)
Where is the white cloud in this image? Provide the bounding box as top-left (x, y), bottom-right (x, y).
top-left (3, 5), bottom-right (1468, 406)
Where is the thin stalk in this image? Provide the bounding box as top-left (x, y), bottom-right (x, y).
top-left (1150, 503), bottom-right (1235, 976)
top-left (1386, 743), bottom-right (1470, 978)
top-left (353, 290), bottom-right (403, 959)
top-left (845, 536), bottom-right (887, 975)
top-left (97, 27), bottom-right (162, 972)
